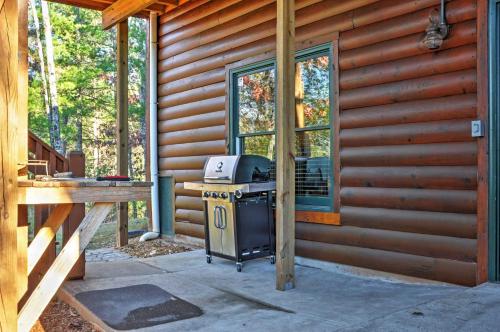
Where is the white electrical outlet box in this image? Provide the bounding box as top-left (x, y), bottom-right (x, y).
top-left (471, 120), bottom-right (484, 138)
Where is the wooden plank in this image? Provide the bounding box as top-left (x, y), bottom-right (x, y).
top-left (18, 186), bottom-right (151, 205)
top-left (28, 204), bottom-right (73, 275)
top-left (295, 211), bottom-right (340, 226)
top-left (0, 0), bottom-right (19, 330)
top-left (18, 203), bottom-right (114, 332)
top-left (102, 0), bottom-right (157, 30)
top-left (116, 20), bottom-right (129, 247)
top-left (275, 0), bottom-right (295, 291)
top-left (17, 0), bottom-right (29, 304)
top-left (476, 0), bottom-right (488, 284)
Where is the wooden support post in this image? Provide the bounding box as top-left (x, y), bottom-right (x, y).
top-left (28, 204), bottom-right (73, 275)
top-left (17, 0), bottom-right (29, 304)
top-left (0, 0), bottom-right (19, 330)
top-left (65, 151), bottom-right (86, 279)
top-left (18, 203), bottom-right (114, 332)
top-left (117, 20), bottom-right (129, 247)
top-left (275, 0), bottom-right (295, 291)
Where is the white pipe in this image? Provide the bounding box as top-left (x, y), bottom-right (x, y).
top-left (141, 12), bottom-right (160, 242)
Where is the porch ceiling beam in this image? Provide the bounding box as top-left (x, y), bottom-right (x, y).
top-left (275, 0), bottom-right (295, 291)
top-left (102, 0), bottom-right (158, 30)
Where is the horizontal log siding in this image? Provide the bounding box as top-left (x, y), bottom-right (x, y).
top-left (158, 0), bottom-right (480, 285)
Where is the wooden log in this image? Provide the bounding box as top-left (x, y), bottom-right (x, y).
top-left (340, 206), bottom-right (476, 239)
top-left (296, 222), bottom-right (476, 262)
top-left (27, 204), bottom-right (73, 275)
top-left (276, 0), bottom-right (295, 291)
top-left (341, 142), bottom-right (477, 166)
top-left (340, 0), bottom-right (477, 51)
top-left (18, 203), bottom-right (114, 332)
top-left (159, 96), bottom-right (225, 121)
top-left (174, 183), bottom-right (201, 197)
top-left (340, 166), bottom-right (477, 190)
top-left (158, 82), bottom-right (224, 108)
top-left (340, 187), bottom-right (477, 214)
top-left (175, 196), bottom-right (204, 211)
top-left (159, 68), bottom-right (224, 94)
top-left (340, 119), bottom-right (474, 147)
top-left (340, 19), bottom-right (477, 70)
top-left (295, 211), bottom-right (340, 226)
top-left (175, 221), bottom-right (205, 238)
top-left (340, 94), bottom-right (477, 129)
top-left (116, 20), bottom-right (129, 247)
top-left (175, 209), bottom-right (204, 224)
top-left (159, 156), bottom-right (208, 170)
top-left (161, 0), bottom-right (273, 47)
top-left (159, 125), bottom-right (225, 146)
top-left (162, 169), bottom-right (204, 182)
top-left (0, 0), bottom-right (19, 329)
top-left (339, 69), bottom-right (477, 110)
top-left (340, 44), bottom-right (477, 90)
top-left (295, 239), bottom-right (476, 286)
top-left (159, 0), bottom-right (212, 27)
top-left (159, 140), bottom-right (226, 158)
top-left (158, 111), bottom-right (225, 133)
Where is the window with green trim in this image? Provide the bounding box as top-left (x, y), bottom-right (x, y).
top-left (230, 45), bottom-right (334, 211)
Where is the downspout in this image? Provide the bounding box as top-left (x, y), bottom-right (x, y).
top-left (140, 12), bottom-right (160, 241)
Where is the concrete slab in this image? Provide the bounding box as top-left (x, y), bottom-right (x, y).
top-left (84, 260), bottom-right (165, 280)
top-left (62, 250), bottom-right (500, 332)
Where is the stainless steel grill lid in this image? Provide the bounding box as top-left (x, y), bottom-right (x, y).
top-left (203, 155), bottom-right (271, 184)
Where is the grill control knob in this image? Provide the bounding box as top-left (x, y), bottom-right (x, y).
top-left (211, 192), bottom-right (219, 199)
top-left (220, 192), bottom-right (228, 199)
top-left (234, 190), bottom-right (243, 199)
top-left (203, 191), bottom-right (210, 198)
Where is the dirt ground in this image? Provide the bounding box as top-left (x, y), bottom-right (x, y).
top-left (120, 237), bottom-right (194, 258)
top-left (31, 299), bottom-right (98, 332)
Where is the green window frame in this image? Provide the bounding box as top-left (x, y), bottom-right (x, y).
top-left (229, 44), bottom-right (335, 212)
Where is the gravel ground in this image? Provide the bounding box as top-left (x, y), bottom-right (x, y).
top-left (31, 299), bottom-right (98, 332)
top-left (119, 237), bottom-right (194, 258)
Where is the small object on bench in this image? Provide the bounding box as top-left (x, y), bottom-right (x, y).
top-left (96, 175), bottom-right (131, 181)
top-left (53, 171), bottom-right (73, 178)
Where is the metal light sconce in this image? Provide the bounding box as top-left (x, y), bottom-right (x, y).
top-left (423, 0), bottom-right (449, 49)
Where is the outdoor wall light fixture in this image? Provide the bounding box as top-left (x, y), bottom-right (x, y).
top-left (423, 0), bottom-right (449, 49)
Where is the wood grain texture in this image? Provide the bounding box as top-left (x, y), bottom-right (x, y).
top-left (0, 0), bottom-right (19, 330)
top-left (102, 0), bottom-right (157, 29)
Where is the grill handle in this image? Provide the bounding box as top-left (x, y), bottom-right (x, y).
top-left (213, 206), bottom-right (227, 229)
top-left (205, 176), bottom-right (230, 180)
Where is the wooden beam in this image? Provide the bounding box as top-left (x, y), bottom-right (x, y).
top-left (102, 0), bottom-right (157, 30)
top-left (18, 186), bottom-right (151, 205)
top-left (116, 20), bottom-right (129, 247)
top-left (27, 204), bottom-right (73, 275)
top-left (0, 0), bottom-right (19, 330)
top-left (275, 0), bottom-right (295, 291)
top-left (18, 203), bottom-right (114, 332)
top-left (17, 0), bottom-right (29, 304)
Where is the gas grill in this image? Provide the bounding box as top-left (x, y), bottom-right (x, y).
top-left (184, 155), bottom-right (276, 272)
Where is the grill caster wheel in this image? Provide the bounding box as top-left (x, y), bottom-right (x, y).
top-left (206, 256), bottom-right (212, 264)
top-left (236, 263), bottom-right (243, 272)
top-left (270, 255), bottom-right (276, 265)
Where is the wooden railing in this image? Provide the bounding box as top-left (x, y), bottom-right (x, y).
top-left (19, 132), bottom-right (86, 308)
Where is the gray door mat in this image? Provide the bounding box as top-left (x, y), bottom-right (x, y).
top-left (75, 284), bottom-right (203, 330)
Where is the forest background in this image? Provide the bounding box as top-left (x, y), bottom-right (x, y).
top-left (28, 0), bottom-right (148, 221)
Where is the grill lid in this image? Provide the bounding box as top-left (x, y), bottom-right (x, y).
top-left (203, 155), bottom-right (271, 184)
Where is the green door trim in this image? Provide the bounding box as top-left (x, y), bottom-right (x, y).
top-left (488, 0), bottom-right (500, 281)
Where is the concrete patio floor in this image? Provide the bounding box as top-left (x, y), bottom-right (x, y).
top-left (61, 249), bottom-right (500, 331)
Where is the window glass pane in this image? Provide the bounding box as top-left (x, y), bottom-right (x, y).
top-left (237, 68), bottom-right (275, 134)
top-left (296, 129), bottom-right (330, 197)
top-left (295, 55), bottom-right (330, 128)
top-left (241, 134), bottom-right (275, 160)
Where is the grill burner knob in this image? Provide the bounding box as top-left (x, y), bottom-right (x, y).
top-left (220, 192), bottom-right (228, 199)
top-left (211, 192), bottom-right (219, 199)
top-left (234, 190), bottom-right (243, 199)
top-left (203, 191), bottom-right (210, 198)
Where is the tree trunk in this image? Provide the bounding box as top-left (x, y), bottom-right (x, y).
top-left (41, 0), bottom-right (64, 154)
top-left (128, 146), bottom-right (138, 219)
top-left (30, 0), bottom-right (51, 130)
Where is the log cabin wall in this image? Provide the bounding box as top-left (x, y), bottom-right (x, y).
top-left (158, 0), bottom-right (482, 285)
